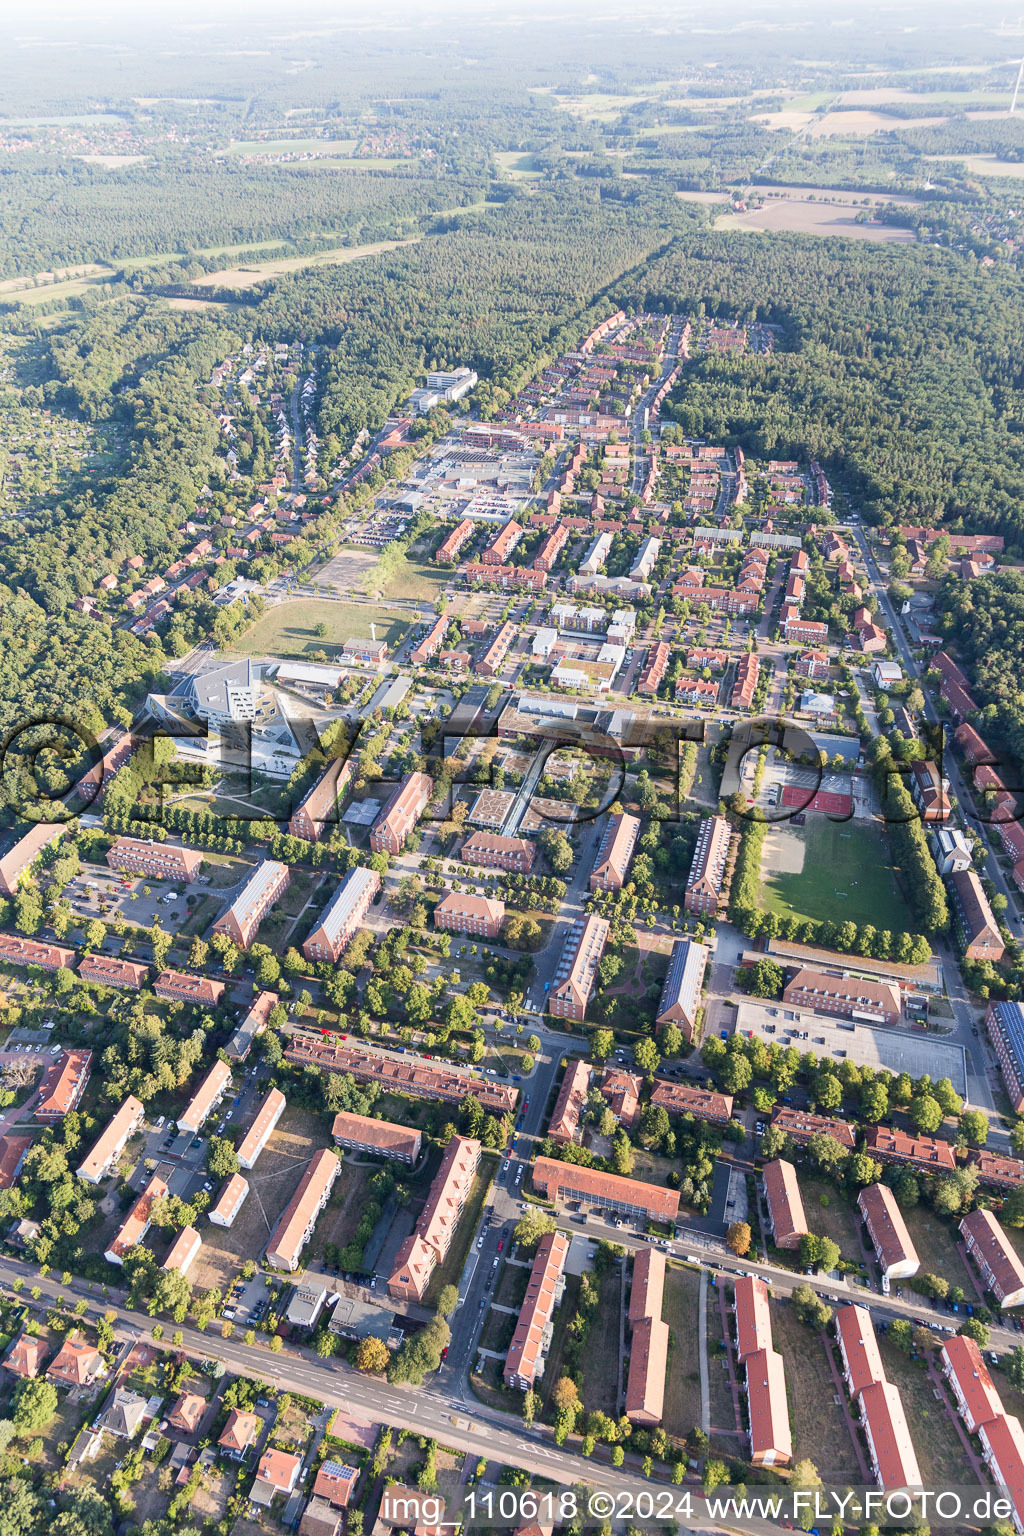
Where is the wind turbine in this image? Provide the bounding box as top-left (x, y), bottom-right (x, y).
top-left (1012, 54), bottom-right (1024, 115)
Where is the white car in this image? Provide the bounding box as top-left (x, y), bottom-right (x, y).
top-left (502, 1160), bottom-right (510, 1173)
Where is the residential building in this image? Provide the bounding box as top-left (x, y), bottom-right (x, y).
top-left (649, 1080), bottom-right (733, 1125)
top-left (954, 722), bottom-right (992, 768)
top-left (78, 1096), bottom-right (145, 1184)
top-left (530, 1158), bottom-right (680, 1223)
top-left (835, 1304), bottom-right (886, 1398)
top-left (47, 1332), bottom-right (103, 1389)
top-left (941, 1334), bottom-right (1004, 1434)
top-left (331, 1112), bottom-right (422, 1164)
top-left (782, 967), bottom-right (901, 1026)
top-left (863, 1125), bottom-right (956, 1175)
top-left (237, 1088), bottom-right (286, 1169)
top-left (969, 1149), bottom-right (1024, 1192)
top-left (163, 1226), bottom-right (202, 1275)
top-left (960, 1208), bottom-right (1024, 1309)
top-left (461, 831), bottom-right (535, 873)
top-left (654, 937), bottom-right (708, 1039)
top-left (464, 562), bottom-right (547, 592)
top-left (4, 1331), bottom-right (48, 1380)
top-left (342, 637), bottom-right (389, 667)
top-left (730, 652), bottom-right (760, 709)
top-left (153, 969), bottom-right (226, 1007)
top-left (313, 1461), bottom-right (359, 1507)
top-left (265, 1148), bottom-right (341, 1271)
top-left (858, 1379), bottom-right (922, 1491)
top-left (949, 868), bottom-right (1004, 961)
top-left (36, 1048), bottom-right (92, 1121)
top-left (252, 1448), bottom-right (301, 1504)
top-left (303, 867), bottom-right (381, 962)
top-left (77, 954), bottom-right (148, 990)
top-left (209, 1173), bottom-right (250, 1227)
top-left (433, 892), bottom-right (505, 940)
top-left (932, 827), bottom-right (973, 876)
top-left (548, 914), bottom-right (609, 1022)
top-left (683, 816), bottom-right (731, 915)
top-left (504, 1231), bottom-right (570, 1390)
top-left (599, 1067), bottom-right (643, 1131)
top-left (761, 1159), bottom-right (808, 1251)
top-left (482, 520), bottom-right (523, 565)
top-left (858, 1183), bottom-right (920, 1280)
top-left (388, 1136), bottom-right (481, 1302)
top-left (105, 1174), bottom-right (169, 1264)
top-left (0, 935), bottom-right (75, 972)
top-left (212, 859), bottom-right (290, 949)
top-left (479, 622), bottom-right (517, 676)
top-left (105, 838), bottom-right (203, 883)
top-left (288, 760), bottom-right (356, 841)
top-left (986, 1001), bottom-right (1024, 1114)
top-left (178, 1060), bottom-right (232, 1136)
top-left (910, 759), bottom-right (951, 823)
top-left (638, 642), bottom-right (669, 696)
top-left (589, 813), bottom-right (641, 892)
top-left (977, 1415), bottom-right (1024, 1533)
top-left (285, 1033), bottom-right (517, 1116)
top-left (370, 772), bottom-right (432, 854)
top-left (0, 1134), bottom-right (32, 1191)
top-left (219, 1408), bottom-right (261, 1456)
top-left (675, 676), bottom-right (719, 706)
top-left (534, 525), bottom-right (569, 573)
top-left (630, 537), bottom-right (661, 583)
top-left (547, 1058), bottom-right (591, 1144)
top-left (0, 823), bottom-right (64, 896)
top-left (782, 614), bottom-right (828, 645)
top-left (410, 617), bottom-right (449, 667)
top-left (626, 1312), bottom-right (670, 1428)
top-left (734, 1276), bottom-right (772, 1365)
top-left (745, 1348), bottom-right (792, 1467)
top-left (794, 650), bottom-right (829, 680)
top-left (168, 1391), bottom-right (206, 1435)
top-left (769, 1107), bottom-right (856, 1149)
top-left (226, 989), bottom-right (278, 1063)
top-left (435, 518), bottom-right (475, 564)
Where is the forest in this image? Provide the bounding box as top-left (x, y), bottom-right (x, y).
top-left (936, 571), bottom-right (1024, 776)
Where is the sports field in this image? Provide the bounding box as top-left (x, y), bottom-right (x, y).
top-left (759, 815), bottom-right (905, 931)
top-left (226, 599), bottom-right (411, 658)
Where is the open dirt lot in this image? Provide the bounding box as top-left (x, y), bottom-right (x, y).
top-left (190, 1103), bottom-right (332, 1290)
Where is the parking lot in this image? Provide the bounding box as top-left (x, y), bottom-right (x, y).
top-left (64, 864), bottom-right (202, 933)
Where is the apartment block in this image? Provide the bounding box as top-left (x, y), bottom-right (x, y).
top-left (761, 1159), bottom-right (808, 1251)
top-left (482, 520), bottom-right (523, 565)
top-left (986, 1000), bottom-right (1024, 1114)
top-left (504, 1231), bottom-right (570, 1390)
top-left (0, 823), bottom-right (65, 897)
top-left (177, 1059), bottom-right (233, 1136)
top-left (209, 1172), bottom-right (250, 1227)
top-left (265, 1149), bottom-right (341, 1271)
top-left (734, 1275), bottom-right (772, 1365)
top-left (835, 1304), bottom-right (886, 1399)
top-left (960, 1208), bottom-right (1024, 1309)
top-left (303, 867), bottom-right (381, 962)
top-left (105, 1173), bottom-right (169, 1264)
top-left (284, 1033), bottom-right (517, 1116)
top-left (460, 831), bottom-right (535, 874)
top-left (863, 1125), bottom-right (956, 1175)
top-left (37, 1049), bottom-right (92, 1122)
top-left (547, 1058), bottom-right (590, 1145)
top-left (530, 1159), bottom-right (680, 1224)
top-left (435, 518), bottom-right (475, 564)
top-left (548, 914), bottom-right (609, 1022)
top-left (478, 622), bottom-right (517, 677)
top-left (237, 1087), bottom-right (286, 1169)
top-left (638, 642), bottom-right (669, 696)
top-left (370, 772), bottom-right (432, 855)
top-left (78, 1096), bottom-right (145, 1184)
top-left (288, 760), bottom-right (355, 842)
top-left (683, 815), bottom-right (731, 915)
top-left (746, 1348), bottom-right (792, 1467)
top-left (858, 1183), bottom-right (920, 1280)
top-left (77, 954), bottom-right (149, 990)
top-left (589, 812), bottom-right (640, 892)
top-left (433, 892), bottom-right (505, 940)
top-left (331, 1112), bottom-right (422, 1164)
top-left (0, 935), bottom-right (76, 972)
top-left (212, 859), bottom-right (291, 949)
top-left (655, 937), bottom-right (708, 1039)
top-left (649, 1080), bottom-right (733, 1126)
top-left (388, 1136), bottom-right (481, 1302)
top-left (949, 868), bottom-right (1004, 962)
top-left (858, 1380), bottom-right (922, 1491)
top-left (105, 837), bottom-right (203, 883)
top-left (599, 1067), bottom-right (643, 1131)
top-left (782, 967), bottom-right (901, 1025)
top-left (153, 969), bottom-right (227, 1007)
top-left (226, 989), bottom-right (278, 1063)
top-left (941, 1334), bottom-right (1004, 1435)
top-left (769, 1107), bottom-right (856, 1150)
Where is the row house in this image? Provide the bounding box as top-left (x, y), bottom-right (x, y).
top-left (684, 815), bottom-right (731, 915)
top-left (638, 642), bottom-right (669, 696)
top-left (731, 653), bottom-right (760, 709)
top-left (478, 622), bottom-right (517, 676)
top-left (433, 892), bottom-right (505, 940)
top-left (676, 677), bottom-right (718, 706)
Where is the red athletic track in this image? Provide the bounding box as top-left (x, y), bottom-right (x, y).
top-left (780, 786), bottom-right (852, 817)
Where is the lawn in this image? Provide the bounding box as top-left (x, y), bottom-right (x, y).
top-left (306, 1163), bottom-right (375, 1263)
top-left (379, 553), bottom-right (450, 603)
top-left (226, 599), bottom-right (411, 659)
top-left (902, 1207), bottom-right (978, 1295)
top-left (771, 1297), bottom-right (864, 1482)
top-left (796, 1176), bottom-right (864, 1264)
top-left (584, 1265), bottom-right (624, 1416)
top-left (662, 1265), bottom-right (703, 1442)
top-left (759, 816), bottom-right (906, 931)
top-left (878, 1334), bottom-right (977, 1487)
top-left (423, 1161), bottom-right (495, 1306)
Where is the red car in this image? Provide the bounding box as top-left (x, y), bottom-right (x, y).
top-left (497, 1240), bottom-right (504, 1252)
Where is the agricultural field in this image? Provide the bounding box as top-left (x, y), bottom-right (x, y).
top-left (190, 237), bottom-right (421, 291)
top-left (715, 202), bottom-right (916, 241)
top-left (759, 816), bottom-right (906, 931)
top-left (226, 598), bottom-right (412, 659)
top-left (494, 152), bottom-right (544, 180)
top-left (227, 137), bottom-right (359, 156)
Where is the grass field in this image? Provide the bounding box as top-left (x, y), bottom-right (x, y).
top-left (902, 1207), bottom-right (978, 1295)
top-left (494, 151), bottom-right (543, 180)
top-left (585, 1266), bottom-right (624, 1415)
top-left (662, 1266), bottom-right (703, 1441)
top-left (192, 237), bottom-right (421, 291)
top-left (796, 1176), bottom-right (864, 1264)
top-left (226, 599), bottom-right (411, 658)
top-left (228, 137), bottom-right (359, 155)
top-left (379, 553), bottom-right (450, 603)
top-left (760, 816), bottom-right (906, 931)
top-left (770, 1298), bottom-right (864, 1482)
top-left (878, 1335), bottom-right (977, 1487)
